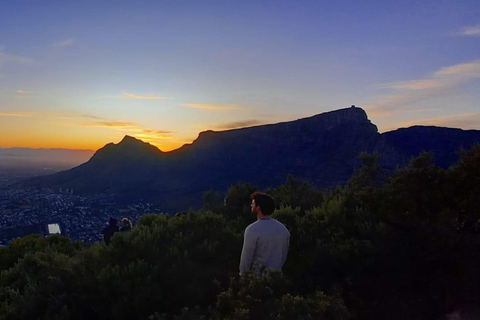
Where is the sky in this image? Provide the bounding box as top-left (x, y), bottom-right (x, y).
top-left (0, 0), bottom-right (479, 151)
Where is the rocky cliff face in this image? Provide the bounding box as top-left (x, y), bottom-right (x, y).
top-left (171, 107), bottom-right (381, 188)
top-left (24, 107), bottom-right (480, 211)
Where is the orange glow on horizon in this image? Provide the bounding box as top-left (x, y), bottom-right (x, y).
top-left (0, 135), bottom-right (192, 152)
top-left (0, 114), bottom-right (195, 151)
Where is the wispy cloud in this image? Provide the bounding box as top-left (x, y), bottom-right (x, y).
top-left (0, 109), bottom-right (176, 147)
top-left (137, 128), bottom-right (172, 135)
top-left (79, 118), bottom-right (174, 141)
top-left (128, 128), bottom-right (174, 142)
top-left (459, 23), bottom-right (480, 36)
top-left (53, 38), bottom-right (74, 47)
top-left (75, 117), bottom-right (176, 146)
top-left (181, 103), bottom-right (242, 111)
top-left (95, 93), bottom-right (170, 100)
top-left (365, 92), bottom-right (439, 117)
top-left (77, 114), bottom-right (104, 120)
top-left (365, 60), bottom-right (480, 116)
top-left (381, 60), bottom-right (480, 90)
top-left (85, 121), bottom-right (139, 129)
top-left (122, 93), bottom-right (169, 100)
top-left (0, 111), bottom-right (105, 120)
top-left (215, 120), bottom-right (264, 130)
top-left (16, 89), bottom-right (35, 95)
top-left (0, 111), bottom-right (37, 118)
top-left (0, 48), bottom-right (33, 68)
top-left (83, 122), bottom-right (173, 137)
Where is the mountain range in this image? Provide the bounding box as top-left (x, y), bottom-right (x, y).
top-left (24, 106), bottom-right (480, 212)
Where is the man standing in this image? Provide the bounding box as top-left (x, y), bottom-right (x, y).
top-left (239, 192), bottom-right (290, 275)
top-left (102, 217), bottom-right (119, 245)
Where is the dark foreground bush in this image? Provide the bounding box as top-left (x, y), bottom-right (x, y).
top-left (1, 145), bottom-right (480, 319)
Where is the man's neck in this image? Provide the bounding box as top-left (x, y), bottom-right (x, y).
top-left (257, 212), bottom-right (270, 220)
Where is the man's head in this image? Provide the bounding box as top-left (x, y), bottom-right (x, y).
top-left (121, 218), bottom-right (132, 227)
top-left (250, 192), bottom-right (275, 216)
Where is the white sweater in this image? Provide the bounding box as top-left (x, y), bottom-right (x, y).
top-left (239, 218), bottom-right (290, 275)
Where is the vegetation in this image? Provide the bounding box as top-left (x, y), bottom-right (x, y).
top-left (1, 145), bottom-right (480, 319)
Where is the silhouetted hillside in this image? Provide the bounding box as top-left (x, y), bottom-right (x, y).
top-left (383, 126), bottom-right (480, 168)
top-left (24, 107), bottom-right (480, 211)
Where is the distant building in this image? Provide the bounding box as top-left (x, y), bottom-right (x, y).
top-left (47, 223), bottom-right (61, 235)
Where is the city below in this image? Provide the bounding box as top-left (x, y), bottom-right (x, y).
top-left (0, 173), bottom-right (161, 246)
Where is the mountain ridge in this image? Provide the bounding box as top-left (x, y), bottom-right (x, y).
top-left (24, 107), bottom-right (480, 211)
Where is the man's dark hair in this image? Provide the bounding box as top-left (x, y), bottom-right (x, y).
top-left (251, 192), bottom-right (275, 215)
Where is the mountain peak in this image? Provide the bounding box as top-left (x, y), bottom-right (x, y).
top-left (116, 135), bottom-right (162, 152)
top-left (119, 135), bottom-right (144, 145)
top-left (86, 136), bottom-right (163, 166)
top-left (306, 106), bottom-right (370, 123)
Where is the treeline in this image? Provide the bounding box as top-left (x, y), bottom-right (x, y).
top-left (1, 145), bottom-right (480, 319)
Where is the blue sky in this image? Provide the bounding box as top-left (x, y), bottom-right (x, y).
top-left (0, 0), bottom-right (479, 150)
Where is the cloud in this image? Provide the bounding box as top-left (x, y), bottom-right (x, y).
top-left (459, 23), bottom-right (480, 36)
top-left (122, 93), bottom-right (169, 100)
top-left (137, 128), bottom-right (172, 135)
top-left (77, 114), bottom-right (104, 120)
top-left (16, 89), bottom-right (35, 95)
top-left (181, 103), bottom-right (242, 111)
top-left (364, 92), bottom-right (437, 117)
top-left (80, 119), bottom-right (173, 140)
top-left (215, 120), bottom-right (264, 130)
top-left (91, 121), bottom-right (139, 128)
top-left (0, 109), bottom-right (175, 146)
top-left (0, 111), bottom-right (106, 120)
top-left (95, 93), bottom-right (170, 100)
top-left (0, 111), bottom-right (36, 118)
top-left (130, 129), bottom-right (173, 141)
top-left (365, 60), bottom-right (480, 115)
top-left (0, 48), bottom-right (33, 68)
top-left (384, 60), bottom-right (480, 90)
top-left (53, 38), bottom-right (74, 47)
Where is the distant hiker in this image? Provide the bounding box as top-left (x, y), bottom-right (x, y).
top-left (102, 217), bottom-right (119, 245)
top-left (239, 192), bottom-right (290, 276)
top-left (120, 218), bottom-right (132, 232)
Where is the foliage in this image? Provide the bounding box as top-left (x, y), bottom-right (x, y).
top-left (267, 175), bottom-right (325, 213)
top-left (202, 190), bottom-right (226, 215)
top-left (0, 234), bottom-right (82, 271)
top-left (222, 183), bottom-right (257, 223)
top-left (217, 272), bottom-right (350, 320)
top-left (2, 146), bottom-right (480, 319)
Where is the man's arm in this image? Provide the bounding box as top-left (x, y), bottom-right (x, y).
top-left (239, 227), bottom-right (257, 275)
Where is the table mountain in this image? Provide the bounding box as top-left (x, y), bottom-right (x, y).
top-left (24, 106), bottom-right (480, 211)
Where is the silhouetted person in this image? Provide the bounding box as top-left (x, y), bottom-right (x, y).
top-left (102, 217), bottom-right (119, 245)
top-left (120, 218), bottom-right (132, 232)
top-left (239, 192), bottom-right (290, 276)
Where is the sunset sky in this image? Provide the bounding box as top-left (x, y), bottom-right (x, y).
top-left (1, 1), bottom-right (479, 151)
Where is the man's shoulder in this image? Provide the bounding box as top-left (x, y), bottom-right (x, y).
top-left (271, 219), bottom-right (290, 234)
top-left (246, 218), bottom-right (289, 234)
top-left (245, 220), bottom-right (261, 231)
top-left (246, 220), bottom-right (273, 236)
